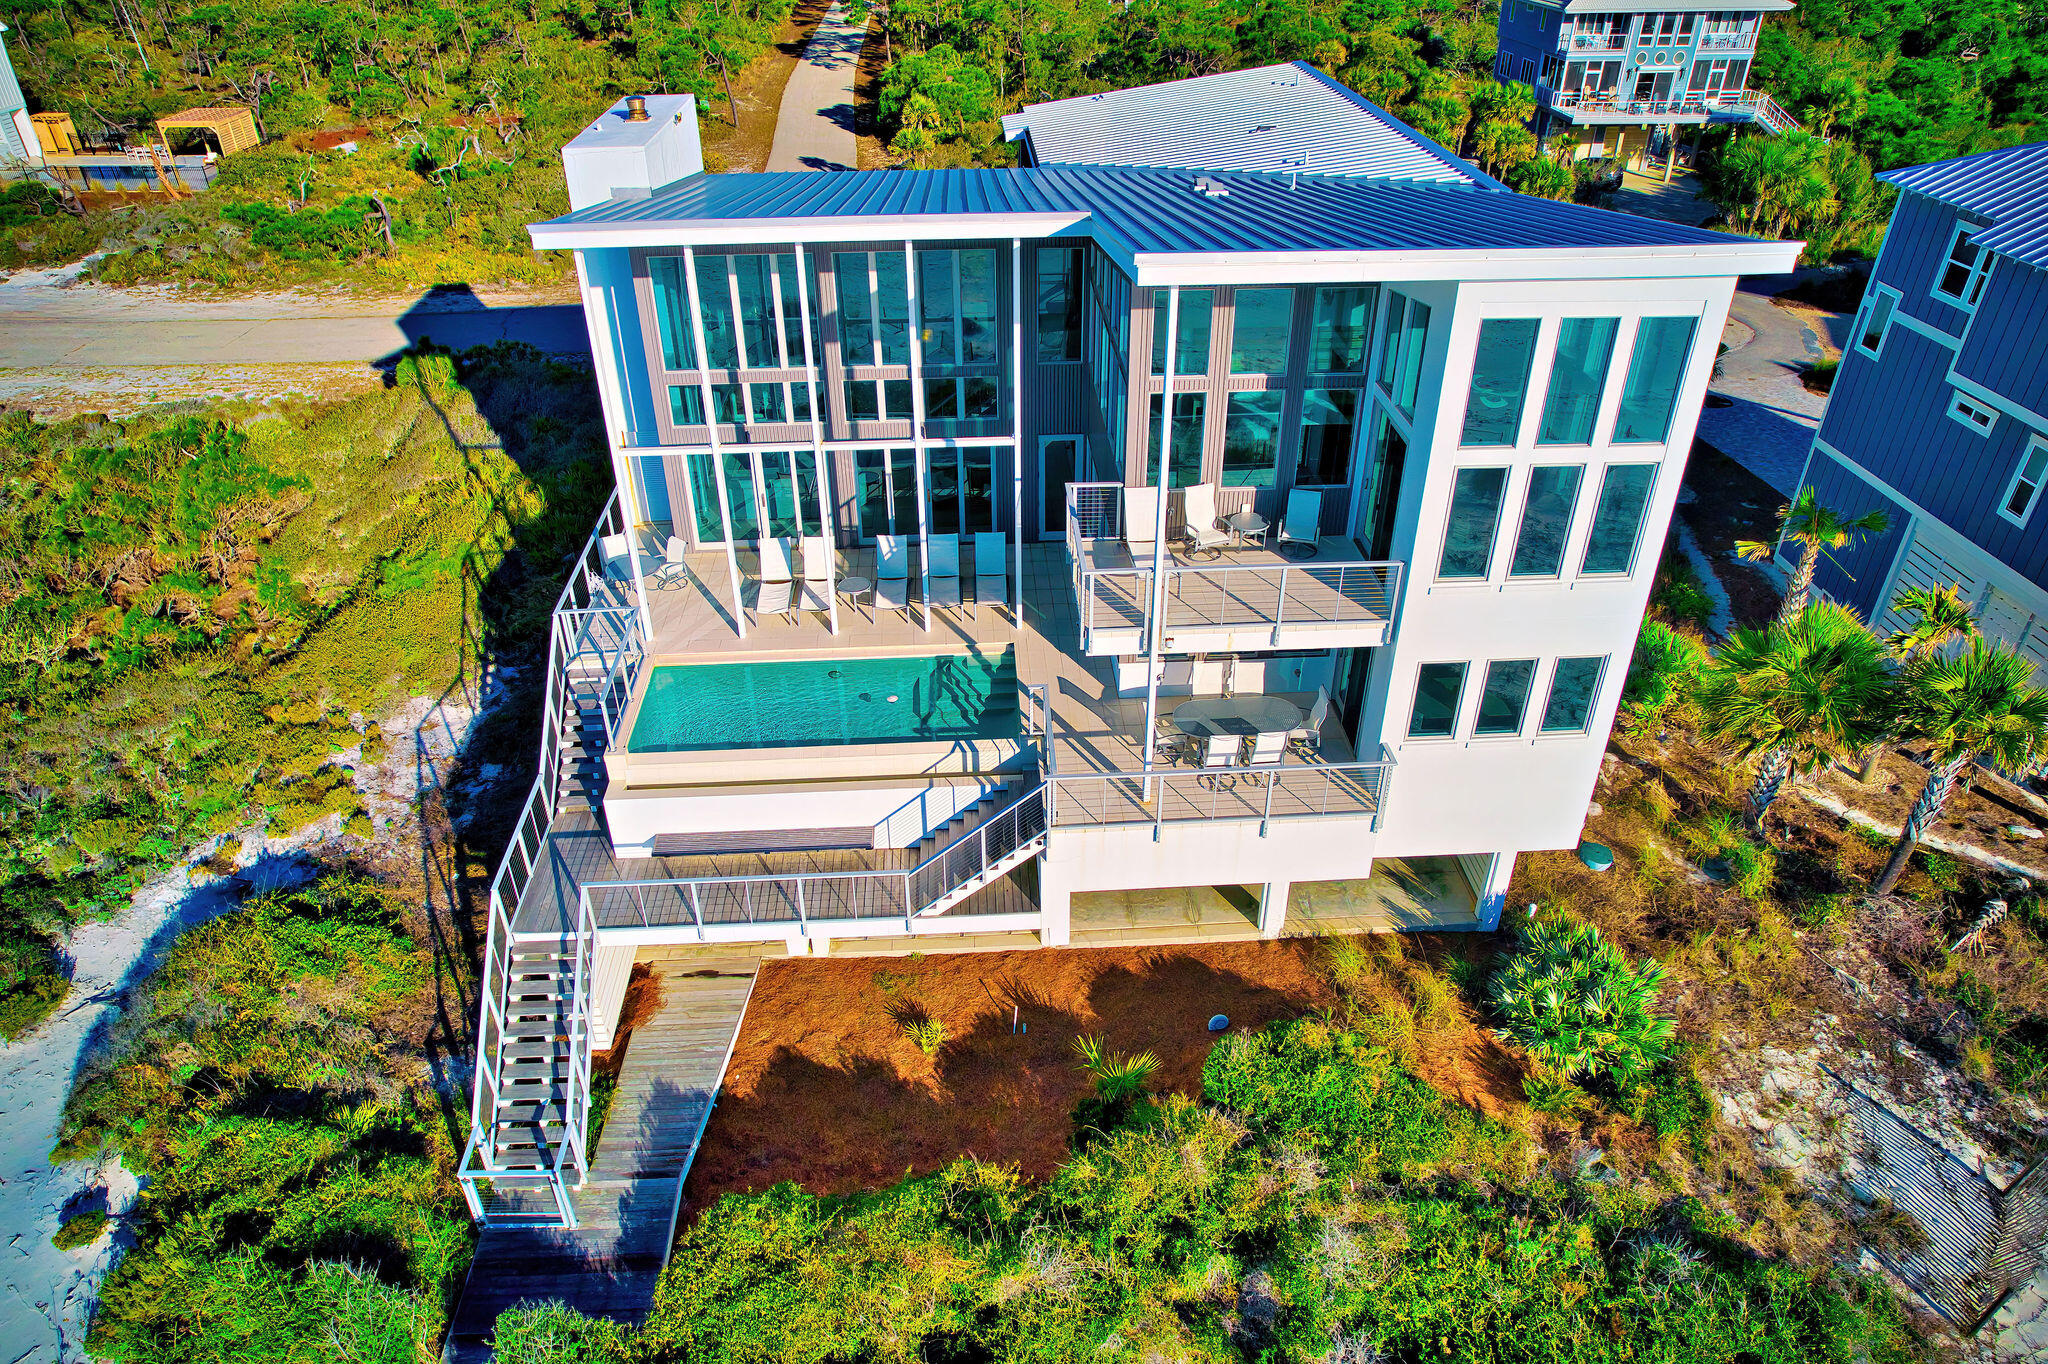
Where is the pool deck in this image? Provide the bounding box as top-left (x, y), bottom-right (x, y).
top-left (634, 540), bottom-right (1358, 781)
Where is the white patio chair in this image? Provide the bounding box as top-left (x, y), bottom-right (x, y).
top-left (1196, 731), bottom-right (1242, 790)
top-left (875, 534), bottom-right (913, 615)
top-left (928, 533), bottom-right (963, 610)
top-left (1243, 729), bottom-right (1289, 784)
top-left (799, 535), bottom-right (834, 613)
top-left (1123, 485), bottom-right (1162, 561)
top-left (755, 535), bottom-right (797, 619)
top-left (1290, 686), bottom-right (1332, 757)
top-left (652, 534), bottom-right (690, 588)
top-left (972, 531), bottom-right (1009, 617)
top-left (1278, 488), bottom-right (1322, 559)
top-left (599, 532), bottom-right (632, 582)
top-left (1180, 482), bottom-right (1232, 560)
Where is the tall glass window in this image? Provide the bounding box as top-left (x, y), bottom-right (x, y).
top-left (1407, 662), bottom-right (1467, 739)
top-left (1036, 246), bottom-right (1083, 362)
top-left (920, 251), bottom-right (958, 365)
top-left (1309, 286), bottom-right (1375, 372)
top-left (749, 382), bottom-right (786, 424)
top-left (731, 255), bottom-right (776, 367)
top-left (1295, 389), bottom-right (1358, 486)
top-left (1541, 656), bottom-right (1606, 733)
top-left (1438, 467), bottom-right (1509, 579)
top-left (876, 254), bottom-right (910, 365)
top-left (1359, 408), bottom-right (1406, 559)
top-left (1579, 463), bottom-right (1658, 574)
top-left (1229, 288), bottom-right (1294, 373)
top-left (1537, 317), bottom-right (1618, 444)
top-left (1377, 292), bottom-right (1431, 419)
top-left (1508, 465), bottom-right (1584, 577)
top-left (835, 252), bottom-right (876, 365)
top-left (1474, 659), bottom-right (1537, 736)
top-left (1459, 318), bottom-right (1540, 446)
top-left (778, 254), bottom-right (807, 363)
top-left (649, 257), bottom-right (697, 369)
top-left (1151, 290), bottom-right (1213, 375)
top-left (1222, 391), bottom-right (1285, 487)
top-left (1612, 315), bottom-right (1698, 443)
top-left (1146, 393), bottom-right (1206, 486)
top-left (696, 254), bottom-right (740, 369)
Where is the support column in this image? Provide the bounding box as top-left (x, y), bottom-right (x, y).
top-left (1661, 123), bottom-right (1676, 181)
top-left (586, 942), bottom-right (637, 1050)
top-left (1010, 237), bottom-right (1025, 623)
top-left (1139, 286), bottom-right (1180, 800)
top-left (784, 932), bottom-right (808, 958)
top-left (1257, 880), bottom-right (1291, 939)
top-left (681, 246), bottom-right (746, 639)
top-left (1038, 855), bottom-right (1074, 947)
top-left (1475, 852), bottom-right (1517, 932)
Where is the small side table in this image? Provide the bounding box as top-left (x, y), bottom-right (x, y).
top-left (1224, 510), bottom-right (1269, 549)
top-left (838, 575), bottom-right (873, 620)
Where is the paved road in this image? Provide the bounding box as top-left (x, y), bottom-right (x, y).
top-left (0, 273), bottom-right (590, 369)
top-left (764, 0), bottom-right (864, 172)
top-left (1697, 276), bottom-right (1851, 496)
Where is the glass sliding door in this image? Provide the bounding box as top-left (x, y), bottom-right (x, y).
top-left (684, 449), bottom-right (819, 545)
top-left (1041, 435), bottom-right (1080, 536)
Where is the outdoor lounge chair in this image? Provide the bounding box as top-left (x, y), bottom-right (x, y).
top-left (927, 533), bottom-right (963, 610)
top-left (800, 536), bottom-right (834, 613)
top-left (972, 532), bottom-right (1009, 617)
top-left (755, 536), bottom-right (798, 619)
top-left (1290, 686), bottom-right (1332, 757)
top-left (1122, 485), bottom-right (1162, 562)
top-left (875, 535), bottom-right (913, 614)
top-left (1277, 489), bottom-right (1322, 558)
top-left (1180, 483), bottom-right (1233, 559)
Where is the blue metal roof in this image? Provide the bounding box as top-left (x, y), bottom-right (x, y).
top-left (1880, 142), bottom-right (2048, 270)
top-left (999, 62), bottom-right (1494, 188)
top-left (540, 162), bottom-right (1762, 258)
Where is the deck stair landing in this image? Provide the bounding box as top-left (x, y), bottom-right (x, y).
top-left (448, 954), bottom-right (760, 1356)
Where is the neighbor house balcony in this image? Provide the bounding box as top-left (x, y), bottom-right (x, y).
top-left (1062, 483), bottom-right (1401, 657)
top-left (1547, 87), bottom-right (1799, 133)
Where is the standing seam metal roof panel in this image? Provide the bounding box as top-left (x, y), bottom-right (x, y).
top-left (1879, 142), bottom-right (2048, 270)
top-left (541, 164), bottom-right (1765, 258)
top-left (998, 61), bottom-right (1492, 188)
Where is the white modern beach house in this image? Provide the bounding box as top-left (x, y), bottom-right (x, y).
top-left (458, 63), bottom-right (1798, 1228)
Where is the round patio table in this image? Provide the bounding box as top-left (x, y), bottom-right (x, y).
top-left (1170, 695), bottom-right (1301, 738)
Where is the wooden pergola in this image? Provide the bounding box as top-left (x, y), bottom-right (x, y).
top-left (154, 106), bottom-right (259, 157)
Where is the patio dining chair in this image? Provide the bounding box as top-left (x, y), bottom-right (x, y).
top-left (652, 534), bottom-right (690, 588)
top-left (1179, 482), bottom-right (1233, 560)
top-left (1277, 488), bottom-right (1322, 559)
top-left (1241, 729), bottom-right (1289, 785)
top-left (1290, 686), bottom-right (1332, 757)
top-left (1196, 731), bottom-right (1242, 791)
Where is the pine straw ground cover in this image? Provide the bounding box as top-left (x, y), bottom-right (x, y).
top-left (682, 935), bottom-right (1521, 1210)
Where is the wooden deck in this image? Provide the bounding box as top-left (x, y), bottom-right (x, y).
top-left (447, 951), bottom-right (763, 1354)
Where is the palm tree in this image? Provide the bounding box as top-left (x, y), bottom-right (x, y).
top-left (1856, 583), bottom-right (1983, 779)
top-left (1871, 644), bottom-right (2048, 896)
top-left (1884, 584), bottom-right (1981, 660)
top-left (1736, 486), bottom-right (1890, 623)
top-left (1696, 602), bottom-right (1892, 829)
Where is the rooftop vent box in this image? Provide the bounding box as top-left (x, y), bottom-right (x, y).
top-left (561, 94), bottom-right (703, 211)
top-left (1193, 176), bottom-right (1230, 198)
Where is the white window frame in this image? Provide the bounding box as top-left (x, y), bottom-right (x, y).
top-left (1471, 658), bottom-right (1540, 739)
top-left (1948, 392), bottom-right (1999, 436)
top-left (1997, 435), bottom-right (2048, 528)
top-left (1536, 655), bottom-right (1610, 737)
top-left (1405, 660), bottom-right (1470, 741)
top-left (1932, 221), bottom-right (1994, 312)
top-left (1855, 285), bottom-right (1899, 357)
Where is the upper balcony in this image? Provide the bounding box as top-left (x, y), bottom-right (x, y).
top-left (1062, 482), bottom-right (1401, 657)
top-left (1546, 87), bottom-right (1798, 133)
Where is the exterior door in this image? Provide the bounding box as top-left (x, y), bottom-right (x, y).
top-left (685, 449), bottom-right (820, 545)
top-left (1040, 434), bottom-right (1082, 536)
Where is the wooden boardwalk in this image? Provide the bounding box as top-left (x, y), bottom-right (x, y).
top-left (446, 951), bottom-right (763, 1357)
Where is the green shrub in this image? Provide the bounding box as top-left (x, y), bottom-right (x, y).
top-left (1652, 554), bottom-right (1717, 630)
top-left (52, 1210), bottom-right (108, 1250)
top-left (1622, 620), bottom-right (1709, 730)
top-left (1522, 1068), bottom-right (1590, 1117)
top-left (1487, 909), bottom-right (1677, 1088)
top-left (494, 1302), bottom-right (627, 1364)
top-left (0, 928), bottom-right (68, 1040)
top-left (1804, 355), bottom-right (1840, 393)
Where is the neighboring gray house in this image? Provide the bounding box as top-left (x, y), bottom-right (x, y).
top-left (1492, 0), bottom-right (1800, 173)
top-left (0, 22), bottom-right (38, 165)
top-left (1795, 141), bottom-right (2048, 677)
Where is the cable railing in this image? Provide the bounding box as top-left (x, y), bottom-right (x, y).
top-left (1547, 87), bottom-right (1801, 132)
top-left (1046, 746), bottom-right (1393, 833)
top-left (1064, 483), bottom-right (1400, 650)
top-left (459, 493), bottom-right (646, 1228)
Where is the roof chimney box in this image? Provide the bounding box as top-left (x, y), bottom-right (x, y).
top-left (561, 94), bottom-right (703, 211)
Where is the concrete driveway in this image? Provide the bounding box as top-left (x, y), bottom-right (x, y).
top-left (1697, 274), bottom-right (1853, 496)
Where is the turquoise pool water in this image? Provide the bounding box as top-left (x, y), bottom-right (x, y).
top-left (626, 649), bottom-right (1018, 753)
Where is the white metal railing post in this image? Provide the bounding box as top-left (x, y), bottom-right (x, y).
top-left (1141, 287), bottom-right (1180, 803)
top-left (1010, 237), bottom-right (1025, 623)
top-left (689, 882), bottom-right (704, 938)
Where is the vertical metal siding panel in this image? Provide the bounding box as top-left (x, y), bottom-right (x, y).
top-left (1802, 451), bottom-right (1909, 617)
top-left (1880, 194), bottom-right (1976, 339)
top-left (1953, 258), bottom-right (2048, 417)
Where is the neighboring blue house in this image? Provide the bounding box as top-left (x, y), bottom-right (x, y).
top-left (1795, 141), bottom-right (2048, 676)
top-left (0, 22), bottom-right (39, 165)
top-left (1492, 0), bottom-right (1799, 174)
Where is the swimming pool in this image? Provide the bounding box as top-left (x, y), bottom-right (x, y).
top-left (625, 649), bottom-right (1019, 753)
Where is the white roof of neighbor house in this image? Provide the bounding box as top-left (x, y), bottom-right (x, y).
top-left (1000, 61), bottom-right (1496, 188)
